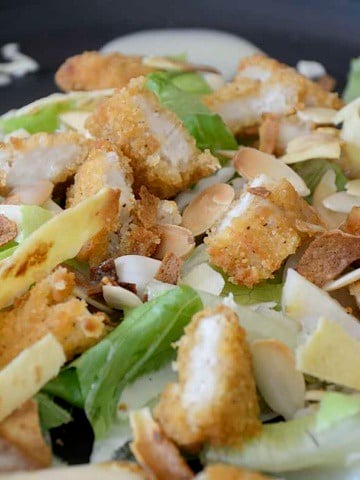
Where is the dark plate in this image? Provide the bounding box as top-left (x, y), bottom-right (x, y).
top-left (0, 0), bottom-right (359, 113)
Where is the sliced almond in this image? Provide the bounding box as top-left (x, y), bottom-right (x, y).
top-left (251, 339), bottom-right (305, 419)
top-left (324, 268), bottom-right (360, 292)
top-left (142, 55), bottom-right (219, 74)
top-left (102, 284), bottom-right (142, 309)
top-left (323, 191), bottom-right (360, 213)
top-left (233, 147), bottom-right (310, 196)
top-left (59, 111), bottom-right (91, 136)
top-left (114, 255), bottom-right (162, 300)
top-left (154, 225), bottom-right (195, 260)
top-left (345, 179), bottom-right (360, 196)
top-left (313, 170), bottom-right (347, 229)
top-left (181, 183), bottom-right (234, 236)
top-left (281, 131), bottom-right (341, 164)
top-left (215, 149), bottom-right (238, 159)
top-left (297, 107), bottom-right (337, 125)
top-left (304, 390), bottom-right (326, 402)
top-left (180, 262), bottom-right (224, 296)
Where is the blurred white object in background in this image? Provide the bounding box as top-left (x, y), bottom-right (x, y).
top-left (0, 43), bottom-right (39, 88)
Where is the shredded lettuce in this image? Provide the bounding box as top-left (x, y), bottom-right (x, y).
top-left (343, 58), bottom-right (360, 103)
top-left (36, 392), bottom-right (72, 430)
top-left (0, 101), bottom-right (72, 134)
top-left (146, 71), bottom-right (237, 152)
top-left (205, 392), bottom-right (360, 473)
top-left (45, 286), bottom-right (202, 439)
top-left (292, 159), bottom-right (347, 201)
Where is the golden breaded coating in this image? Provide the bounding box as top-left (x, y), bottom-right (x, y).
top-left (55, 51), bottom-right (154, 92)
top-left (154, 305), bottom-right (261, 452)
top-left (204, 55), bottom-right (342, 136)
top-left (196, 465), bottom-right (271, 480)
top-left (66, 140), bottom-right (131, 265)
top-left (205, 176), bottom-right (322, 287)
top-left (86, 76), bottom-right (220, 198)
top-left (0, 132), bottom-right (89, 196)
top-left (0, 400), bottom-right (51, 473)
top-left (0, 267), bottom-right (106, 368)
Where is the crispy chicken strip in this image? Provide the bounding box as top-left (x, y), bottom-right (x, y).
top-left (0, 267), bottom-right (106, 368)
top-left (0, 400), bottom-right (51, 473)
top-left (55, 51), bottom-right (154, 92)
top-left (204, 55), bottom-right (342, 136)
top-left (205, 175), bottom-right (322, 287)
top-left (196, 465), bottom-right (271, 480)
top-left (0, 132), bottom-right (89, 197)
top-left (86, 76), bottom-right (220, 198)
top-left (154, 305), bottom-right (261, 452)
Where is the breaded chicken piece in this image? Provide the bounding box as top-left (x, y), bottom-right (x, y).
top-left (0, 132), bottom-right (89, 196)
top-left (204, 55), bottom-right (342, 136)
top-left (0, 400), bottom-right (51, 473)
top-left (154, 305), bottom-right (261, 452)
top-left (0, 267), bottom-right (106, 368)
top-left (205, 175), bottom-right (322, 287)
top-left (196, 465), bottom-right (271, 480)
top-left (86, 76), bottom-right (220, 198)
top-left (55, 51), bottom-right (154, 92)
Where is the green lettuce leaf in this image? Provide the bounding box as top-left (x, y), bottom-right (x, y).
top-left (205, 392), bottom-right (360, 473)
top-left (171, 72), bottom-right (212, 95)
top-left (36, 392), bottom-right (72, 430)
top-left (292, 159), bottom-right (347, 201)
top-left (0, 101), bottom-right (72, 134)
top-left (45, 286), bottom-right (202, 439)
top-left (146, 71), bottom-right (237, 152)
top-left (222, 280), bottom-right (283, 308)
top-left (343, 58), bottom-right (360, 103)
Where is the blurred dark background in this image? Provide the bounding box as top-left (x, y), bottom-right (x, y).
top-left (0, 0), bottom-right (359, 113)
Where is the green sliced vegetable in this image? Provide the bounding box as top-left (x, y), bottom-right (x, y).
top-left (343, 58), bottom-right (360, 103)
top-left (45, 286), bottom-right (202, 439)
top-left (43, 368), bottom-right (83, 409)
top-left (205, 392), bottom-right (360, 473)
top-left (292, 159), bottom-right (347, 201)
top-left (36, 392), bottom-right (72, 430)
top-left (222, 280), bottom-right (283, 308)
top-left (0, 101), bottom-right (72, 134)
top-left (171, 72), bottom-right (212, 94)
top-left (146, 71), bottom-right (237, 152)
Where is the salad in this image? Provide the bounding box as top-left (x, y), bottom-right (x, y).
top-left (0, 43), bottom-right (360, 480)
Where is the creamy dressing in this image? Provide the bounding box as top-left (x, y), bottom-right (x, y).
top-left (101, 29), bottom-right (262, 80)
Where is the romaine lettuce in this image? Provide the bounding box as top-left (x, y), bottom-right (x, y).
top-left (343, 58), bottom-right (360, 103)
top-left (36, 392), bottom-right (72, 430)
top-left (45, 286), bottom-right (202, 439)
top-left (146, 71), bottom-right (237, 152)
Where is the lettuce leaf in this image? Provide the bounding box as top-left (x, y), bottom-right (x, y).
top-left (171, 72), bottom-right (212, 94)
top-left (0, 101), bottom-right (72, 134)
top-left (343, 58), bottom-right (360, 103)
top-left (36, 392), bottom-right (72, 430)
top-left (205, 392), bottom-right (360, 473)
top-left (146, 71), bottom-right (237, 152)
top-left (292, 159), bottom-right (347, 201)
top-left (222, 280), bottom-right (283, 308)
top-left (45, 286), bottom-right (202, 439)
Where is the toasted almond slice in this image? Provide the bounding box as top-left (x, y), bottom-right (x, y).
top-left (251, 339), bottom-right (305, 419)
top-left (281, 131), bottom-right (341, 164)
top-left (130, 408), bottom-right (193, 480)
top-left (215, 149), bottom-right (238, 159)
top-left (181, 183), bottom-right (235, 236)
top-left (102, 284), bottom-right (142, 309)
top-left (323, 191), bottom-right (360, 213)
top-left (305, 390), bottom-right (325, 402)
top-left (59, 111), bottom-right (91, 136)
top-left (323, 268), bottom-right (360, 292)
top-left (114, 255), bottom-right (162, 300)
top-left (154, 225), bottom-right (195, 260)
top-left (232, 147), bottom-right (310, 196)
top-left (297, 107), bottom-right (337, 125)
top-left (142, 55), bottom-right (219, 74)
top-left (313, 170), bottom-right (347, 229)
top-left (180, 262), bottom-right (224, 295)
top-left (345, 179), bottom-right (360, 196)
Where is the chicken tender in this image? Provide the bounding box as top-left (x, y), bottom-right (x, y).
top-left (204, 55), bottom-right (342, 136)
top-left (86, 76), bottom-right (220, 198)
top-left (154, 305), bottom-right (261, 451)
top-left (205, 175), bottom-right (322, 287)
top-left (0, 132), bottom-right (89, 197)
top-left (196, 465), bottom-right (271, 480)
top-left (55, 51), bottom-right (154, 92)
top-left (0, 267), bottom-right (106, 368)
